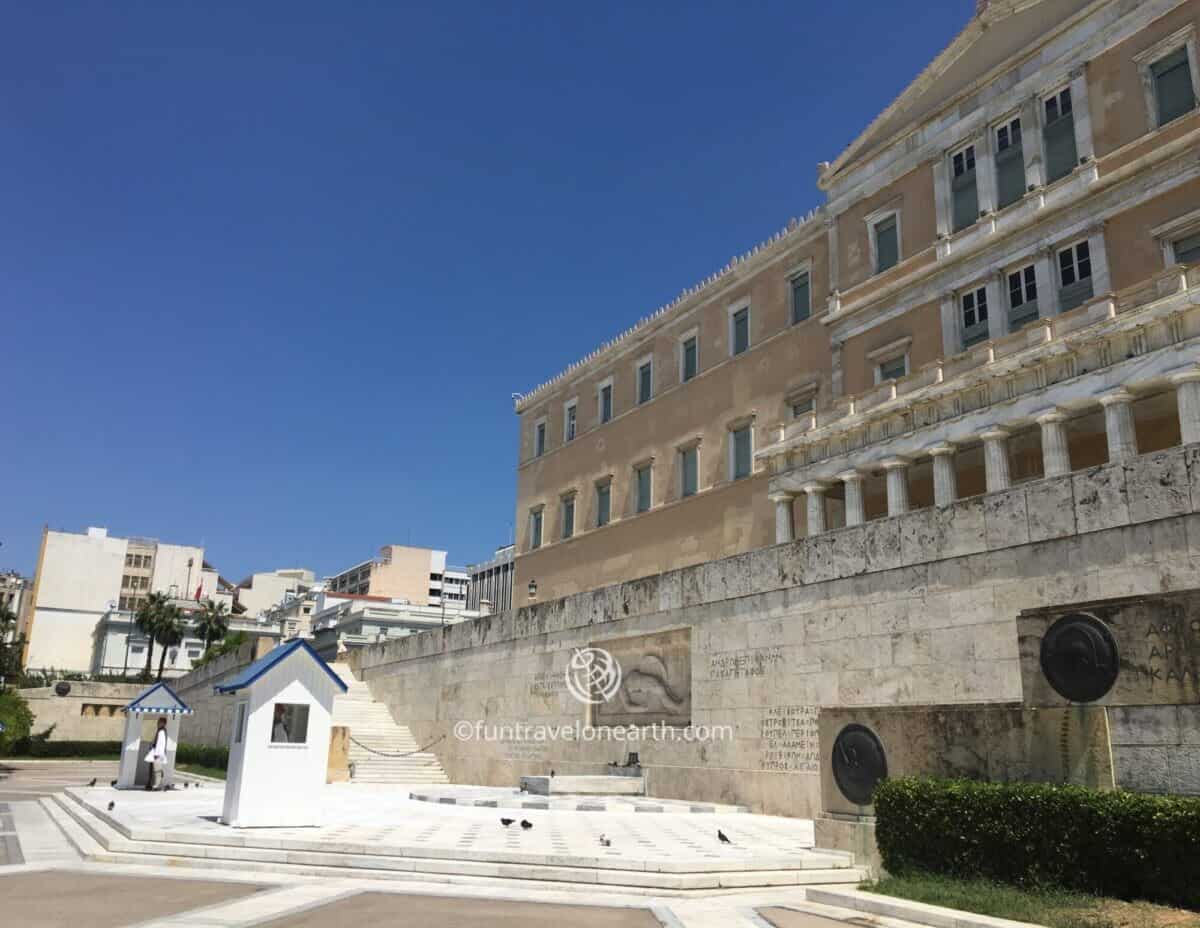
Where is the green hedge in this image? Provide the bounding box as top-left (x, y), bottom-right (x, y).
top-left (2, 739), bottom-right (228, 771)
top-left (874, 777), bottom-right (1200, 910)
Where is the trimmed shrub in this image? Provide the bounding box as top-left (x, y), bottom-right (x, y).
top-left (0, 690), bottom-right (34, 752)
top-left (1, 739), bottom-right (227, 771)
top-left (874, 776), bottom-right (1200, 910)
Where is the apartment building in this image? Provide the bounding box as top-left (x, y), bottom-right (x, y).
top-left (1, 571), bottom-right (31, 629)
top-left (466, 544), bottom-right (515, 613)
top-left (22, 526), bottom-right (224, 674)
top-left (512, 0), bottom-right (1200, 601)
top-left (325, 544), bottom-right (469, 610)
top-left (233, 567), bottom-right (316, 618)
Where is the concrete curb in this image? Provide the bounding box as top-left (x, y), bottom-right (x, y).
top-left (805, 888), bottom-right (1047, 928)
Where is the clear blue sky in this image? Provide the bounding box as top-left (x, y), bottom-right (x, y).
top-left (1, 1), bottom-right (969, 581)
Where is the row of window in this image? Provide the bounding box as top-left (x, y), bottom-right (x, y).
top-left (124, 553), bottom-right (153, 569)
top-left (528, 424), bottom-right (754, 550)
top-left (122, 574), bottom-right (151, 591)
top-left (532, 274), bottom-right (812, 459)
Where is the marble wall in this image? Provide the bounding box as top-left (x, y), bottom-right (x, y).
top-left (352, 445), bottom-right (1200, 817)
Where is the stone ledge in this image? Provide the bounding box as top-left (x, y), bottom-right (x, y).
top-left (805, 887), bottom-right (1045, 928)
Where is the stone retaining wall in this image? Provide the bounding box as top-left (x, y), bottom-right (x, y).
top-left (352, 444), bottom-right (1200, 816)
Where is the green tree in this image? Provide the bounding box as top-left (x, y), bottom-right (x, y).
top-left (193, 599), bottom-right (230, 654)
top-left (134, 592), bottom-right (169, 680)
top-left (0, 605), bottom-right (24, 683)
top-left (155, 604), bottom-right (184, 681)
top-left (0, 688), bottom-right (34, 753)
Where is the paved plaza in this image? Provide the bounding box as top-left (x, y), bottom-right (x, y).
top-left (0, 761), bottom-right (906, 928)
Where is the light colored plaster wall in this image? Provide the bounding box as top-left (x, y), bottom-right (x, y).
top-left (840, 299), bottom-right (944, 397)
top-left (515, 472), bottom-right (771, 602)
top-left (34, 530), bottom-right (125, 613)
top-left (169, 636), bottom-right (278, 747)
top-left (1106, 177), bottom-right (1200, 290)
top-left (835, 163), bottom-right (937, 294)
top-left (355, 445), bottom-right (1200, 818)
top-left (1088, 0), bottom-right (1200, 159)
top-left (370, 546), bottom-right (437, 604)
top-left (151, 544), bottom-right (203, 600)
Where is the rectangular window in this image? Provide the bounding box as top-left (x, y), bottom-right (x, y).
top-left (561, 497), bottom-right (575, 539)
top-left (1007, 264), bottom-right (1039, 330)
top-left (596, 483), bottom-right (611, 527)
top-left (731, 307), bottom-right (750, 355)
top-left (1151, 47), bottom-right (1197, 127)
top-left (534, 421), bottom-right (546, 457)
top-left (874, 215), bottom-right (899, 272)
top-left (961, 286), bottom-right (990, 348)
top-left (564, 402), bottom-right (577, 442)
top-left (270, 703), bottom-right (309, 744)
top-left (790, 272), bottom-right (811, 324)
top-left (878, 355), bottom-right (907, 381)
top-left (791, 395), bottom-right (815, 419)
top-left (994, 117), bottom-right (1025, 209)
top-left (637, 360), bottom-right (652, 404)
top-left (731, 425), bottom-right (752, 481)
top-left (1043, 87), bottom-right (1078, 183)
top-left (529, 509), bottom-right (543, 550)
top-left (680, 446), bottom-right (698, 498)
top-left (599, 383), bottom-right (613, 423)
top-left (1058, 240), bottom-right (1094, 311)
top-left (635, 465), bottom-right (652, 513)
top-left (950, 144), bottom-right (979, 232)
top-left (681, 335), bottom-right (698, 382)
top-left (1174, 231), bottom-right (1200, 264)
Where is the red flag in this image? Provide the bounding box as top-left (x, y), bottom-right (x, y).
top-left (195, 583), bottom-right (203, 602)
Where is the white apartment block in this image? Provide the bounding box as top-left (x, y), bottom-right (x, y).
top-left (233, 567), bottom-right (316, 618)
top-left (326, 545), bottom-right (469, 611)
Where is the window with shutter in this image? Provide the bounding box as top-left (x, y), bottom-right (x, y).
top-left (1152, 47), bottom-right (1197, 126)
top-left (874, 215), bottom-right (899, 272)
top-left (878, 355), bottom-right (907, 381)
top-left (596, 483), bottom-right (611, 527)
top-left (635, 465), bottom-right (652, 513)
top-left (637, 361), bottom-right (652, 404)
top-left (961, 287), bottom-right (990, 348)
top-left (731, 308), bottom-right (750, 355)
top-left (950, 144), bottom-right (979, 231)
top-left (995, 117), bottom-right (1025, 209)
top-left (1043, 87), bottom-right (1078, 183)
top-left (1007, 264), bottom-right (1039, 330)
top-left (731, 426), bottom-right (752, 480)
top-left (564, 403), bottom-right (577, 442)
top-left (1058, 241), bottom-right (1094, 311)
top-left (561, 497), bottom-right (575, 539)
top-left (599, 383), bottom-right (613, 423)
top-left (681, 336), bottom-right (698, 382)
top-left (680, 446), bottom-right (698, 498)
top-left (791, 273), bottom-right (811, 324)
top-left (1173, 231), bottom-right (1200, 265)
top-left (529, 509), bottom-right (543, 550)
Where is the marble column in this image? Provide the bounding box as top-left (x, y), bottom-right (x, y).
top-left (928, 443), bottom-right (958, 507)
top-left (803, 481), bottom-right (830, 535)
top-left (769, 492), bottom-right (796, 545)
top-left (1171, 369), bottom-right (1200, 446)
top-left (981, 427), bottom-right (1012, 492)
top-left (1036, 408), bottom-right (1072, 477)
top-left (881, 458), bottom-right (910, 517)
top-left (1099, 388), bottom-right (1138, 464)
top-left (838, 470), bottom-right (866, 526)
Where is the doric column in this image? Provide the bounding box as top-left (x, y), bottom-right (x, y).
top-left (769, 492), bottom-right (796, 545)
top-left (986, 272), bottom-right (1006, 342)
top-left (1087, 224), bottom-right (1112, 297)
top-left (838, 469), bottom-right (866, 527)
top-left (928, 443), bottom-right (958, 507)
top-left (1036, 408), bottom-right (1072, 477)
top-left (803, 481), bottom-right (831, 535)
top-left (1172, 369), bottom-right (1200, 446)
top-left (881, 458), bottom-right (910, 517)
top-left (981, 427), bottom-right (1012, 492)
top-left (1034, 245), bottom-right (1057, 318)
top-left (1069, 67), bottom-right (1095, 165)
top-left (1020, 95), bottom-right (1044, 190)
top-left (1099, 388), bottom-right (1138, 463)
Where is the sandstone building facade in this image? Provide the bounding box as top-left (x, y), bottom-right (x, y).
top-left (511, 0), bottom-right (1200, 602)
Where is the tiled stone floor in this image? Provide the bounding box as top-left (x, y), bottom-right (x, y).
top-left (410, 785), bottom-right (749, 814)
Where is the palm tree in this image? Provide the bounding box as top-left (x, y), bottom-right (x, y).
top-left (155, 604), bottom-right (184, 681)
top-left (193, 599), bottom-right (230, 654)
top-left (134, 593), bottom-right (169, 680)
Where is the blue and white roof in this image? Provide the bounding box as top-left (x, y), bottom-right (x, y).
top-left (124, 682), bottom-right (193, 716)
top-left (214, 639), bottom-right (348, 695)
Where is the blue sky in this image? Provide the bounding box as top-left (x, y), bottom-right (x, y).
top-left (1, 1), bottom-right (969, 580)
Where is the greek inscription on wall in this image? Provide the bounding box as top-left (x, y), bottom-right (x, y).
top-left (760, 705), bottom-right (819, 773)
top-left (1138, 619), bottom-right (1200, 687)
top-left (709, 647), bottom-right (784, 680)
top-left (530, 671), bottom-right (567, 697)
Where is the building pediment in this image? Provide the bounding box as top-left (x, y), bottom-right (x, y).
top-left (820, 0), bottom-right (1096, 190)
